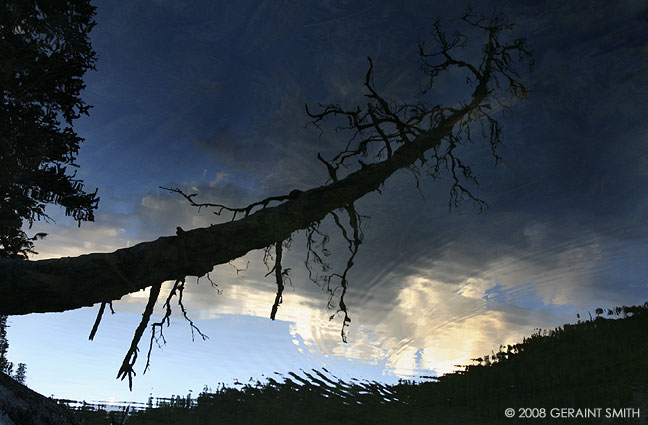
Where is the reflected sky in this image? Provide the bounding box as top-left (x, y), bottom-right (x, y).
top-left (6, 0), bottom-right (648, 404)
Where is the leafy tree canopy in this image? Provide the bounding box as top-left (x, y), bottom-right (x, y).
top-left (0, 0), bottom-right (99, 259)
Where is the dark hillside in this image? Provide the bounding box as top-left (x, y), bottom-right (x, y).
top-left (73, 303), bottom-right (648, 424)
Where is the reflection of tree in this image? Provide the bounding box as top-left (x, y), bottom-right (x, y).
top-left (0, 9), bottom-right (533, 387)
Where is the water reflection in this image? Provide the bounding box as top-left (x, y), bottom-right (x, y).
top-left (4, 1), bottom-right (648, 422)
top-left (9, 203), bottom-right (646, 408)
top-left (61, 301), bottom-right (648, 424)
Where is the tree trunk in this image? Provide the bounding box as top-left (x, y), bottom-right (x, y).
top-left (0, 116), bottom-right (461, 315)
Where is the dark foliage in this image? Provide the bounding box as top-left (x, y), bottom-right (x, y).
top-left (0, 0), bottom-right (99, 258)
top-left (0, 315), bottom-right (27, 384)
top-left (0, 316), bottom-right (10, 374)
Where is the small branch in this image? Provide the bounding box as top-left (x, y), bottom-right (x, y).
top-left (328, 203), bottom-right (362, 343)
top-left (117, 283), bottom-right (161, 390)
top-left (269, 241), bottom-right (284, 320)
top-left (160, 186), bottom-right (300, 221)
top-left (177, 280), bottom-right (208, 341)
top-left (144, 279), bottom-right (208, 373)
top-left (204, 272), bottom-right (223, 294)
top-left (144, 280), bottom-right (180, 374)
top-left (317, 153), bottom-right (339, 183)
top-left (304, 202), bottom-right (363, 342)
top-left (228, 260), bottom-right (249, 274)
top-left (88, 302), bottom-right (107, 341)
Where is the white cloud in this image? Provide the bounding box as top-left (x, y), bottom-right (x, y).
top-left (209, 171), bottom-right (228, 187)
top-left (27, 221), bottom-right (130, 260)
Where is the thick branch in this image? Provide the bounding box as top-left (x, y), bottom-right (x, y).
top-left (0, 11), bottom-right (531, 315)
top-left (0, 106), bottom-right (473, 315)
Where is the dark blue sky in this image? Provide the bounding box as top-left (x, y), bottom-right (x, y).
top-left (8, 0), bottom-right (648, 403)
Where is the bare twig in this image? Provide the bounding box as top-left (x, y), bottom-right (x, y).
top-left (177, 279), bottom-right (208, 341)
top-left (144, 279), bottom-right (208, 373)
top-left (88, 301), bottom-right (107, 341)
top-left (144, 280), bottom-right (181, 373)
top-left (269, 241), bottom-right (284, 320)
top-left (160, 186), bottom-right (302, 221)
top-left (228, 260), bottom-right (249, 275)
top-left (117, 283), bottom-right (161, 390)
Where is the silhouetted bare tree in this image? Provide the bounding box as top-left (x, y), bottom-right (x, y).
top-left (0, 8), bottom-right (532, 389)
